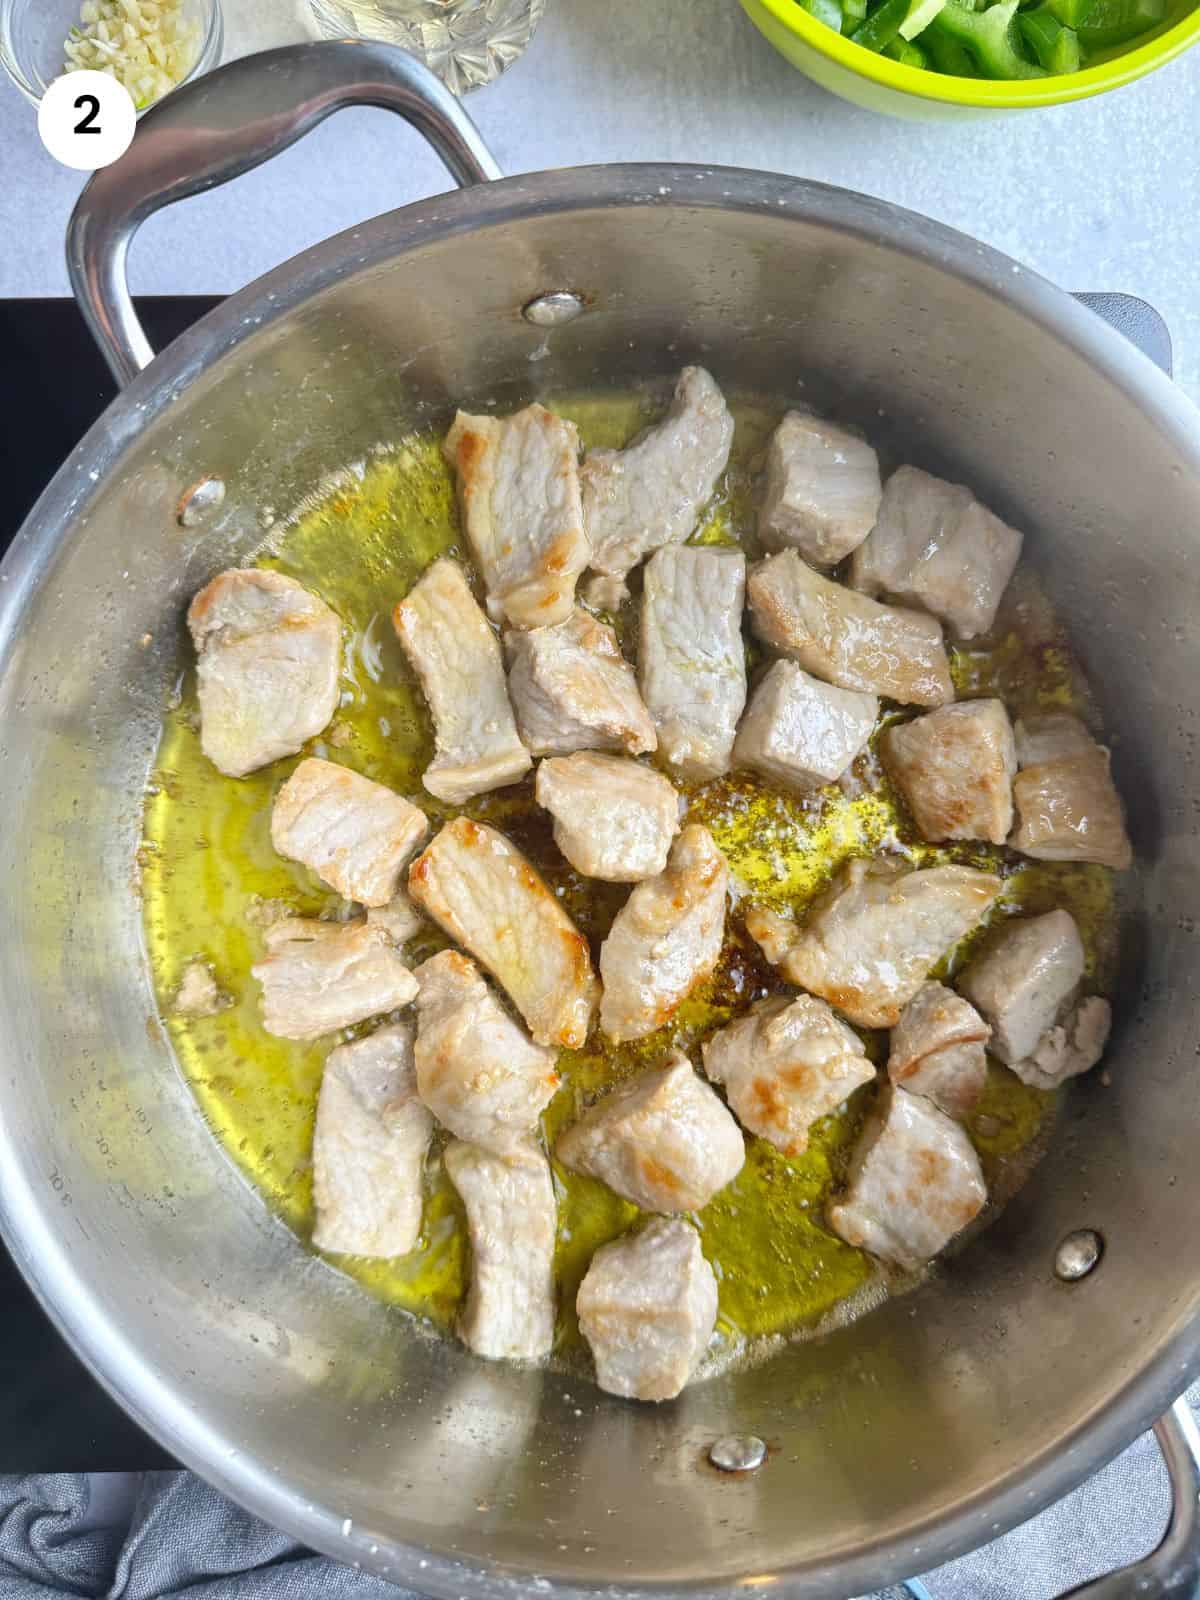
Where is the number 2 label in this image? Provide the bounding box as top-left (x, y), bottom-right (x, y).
top-left (38, 71), bottom-right (135, 171)
top-left (73, 93), bottom-right (102, 134)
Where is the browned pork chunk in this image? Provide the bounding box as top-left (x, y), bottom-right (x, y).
top-left (534, 753), bottom-right (680, 883)
top-left (733, 661), bottom-right (877, 792)
top-left (747, 549), bottom-right (954, 707)
top-left (366, 889), bottom-right (424, 947)
top-left (958, 909), bottom-right (1082, 1064)
top-left (557, 1052), bottom-right (744, 1213)
top-left (957, 909), bottom-right (1111, 1089)
top-left (1010, 714), bottom-right (1132, 869)
top-left (393, 558), bottom-right (531, 805)
top-left (887, 982), bottom-right (989, 1120)
top-left (849, 465), bottom-right (1023, 639)
top-left (251, 918), bottom-right (417, 1041)
top-left (270, 758), bottom-right (428, 907)
top-left (581, 367), bottom-right (734, 583)
top-left (598, 825), bottom-right (728, 1043)
top-left (412, 951), bottom-right (559, 1155)
top-left (506, 608), bottom-right (656, 758)
top-left (638, 546), bottom-right (747, 781)
top-left (408, 817), bottom-right (599, 1050)
top-left (1011, 996), bottom-right (1112, 1091)
top-left (188, 569), bottom-right (342, 778)
top-left (745, 857), bottom-right (1001, 1029)
top-left (443, 1141), bottom-right (557, 1362)
top-left (443, 404), bottom-right (589, 629)
top-left (880, 699), bottom-right (1016, 845)
top-left (759, 412), bottom-right (882, 566)
top-left (312, 1022), bottom-right (432, 1258)
top-left (828, 1086), bottom-right (986, 1270)
top-left (702, 993), bottom-right (875, 1156)
top-left (577, 1219), bottom-right (718, 1402)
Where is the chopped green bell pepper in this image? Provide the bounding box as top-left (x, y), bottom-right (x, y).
top-left (926, 0), bottom-right (1046, 75)
top-left (851, 0), bottom-right (911, 50)
top-left (841, 0), bottom-right (869, 33)
top-left (801, 0), bottom-right (845, 29)
top-left (1017, 4), bottom-right (1082, 67)
top-left (1044, 0), bottom-right (1095, 25)
top-left (899, 0), bottom-right (946, 36)
top-left (1076, 0), bottom-right (1164, 44)
top-left (884, 35), bottom-right (932, 60)
top-left (924, 29), bottom-right (980, 66)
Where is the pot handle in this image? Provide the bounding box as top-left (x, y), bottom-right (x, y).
top-left (1052, 1398), bottom-right (1200, 1599)
top-left (65, 40), bottom-right (503, 388)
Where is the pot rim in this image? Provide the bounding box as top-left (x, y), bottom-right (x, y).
top-left (3, 162), bottom-right (1199, 1598)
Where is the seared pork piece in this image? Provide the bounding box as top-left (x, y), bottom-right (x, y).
top-left (747, 550), bottom-right (953, 708)
top-left (1010, 716), bottom-right (1132, 870)
top-left (598, 825), bottom-right (728, 1043)
top-left (581, 367), bottom-right (734, 582)
top-left (702, 993), bottom-right (875, 1157)
top-left (733, 661), bottom-right (877, 793)
top-left (581, 572), bottom-right (630, 613)
top-left (887, 982), bottom-right (989, 1120)
top-left (957, 909), bottom-right (1085, 1065)
top-left (849, 466), bottom-right (1023, 639)
top-left (413, 951), bottom-right (559, 1155)
top-left (443, 1141), bottom-right (556, 1362)
top-left (759, 413), bottom-right (882, 566)
top-left (251, 918), bottom-right (417, 1041)
top-left (577, 1218), bottom-right (718, 1402)
top-left (443, 404), bottom-right (589, 630)
top-left (638, 547), bottom-right (747, 782)
top-left (1011, 995), bottom-right (1112, 1090)
top-left (408, 817), bottom-right (599, 1049)
top-left (1014, 713), bottom-right (1097, 768)
top-left (172, 960), bottom-right (230, 1018)
top-left (506, 608), bottom-right (656, 758)
top-left (828, 1085), bottom-right (986, 1271)
top-left (535, 754), bottom-right (680, 883)
top-left (367, 889), bottom-right (424, 946)
top-left (393, 559), bottom-right (531, 805)
top-left (880, 699), bottom-right (1016, 846)
top-left (270, 758), bottom-right (428, 908)
top-left (311, 1022), bottom-right (432, 1258)
top-left (188, 569), bottom-right (341, 778)
top-left (557, 1052), bottom-right (744, 1213)
top-left (744, 857), bottom-right (1001, 1029)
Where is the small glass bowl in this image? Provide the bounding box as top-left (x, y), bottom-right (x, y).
top-left (0, 0), bottom-right (222, 109)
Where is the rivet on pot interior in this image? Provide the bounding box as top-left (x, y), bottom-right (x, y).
top-left (177, 475), bottom-right (226, 528)
top-left (708, 1434), bottom-right (767, 1473)
top-left (1055, 1228), bottom-right (1103, 1282)
top-left (522, 291), bottom-right (586, 328)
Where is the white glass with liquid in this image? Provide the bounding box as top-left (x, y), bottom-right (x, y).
top-left (306, 0), bottom-right (546, 93)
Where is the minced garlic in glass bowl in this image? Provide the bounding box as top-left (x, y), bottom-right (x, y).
top-left (64, 0), bottom-right (202, 108)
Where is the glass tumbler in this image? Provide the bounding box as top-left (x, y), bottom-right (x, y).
top-left (305, 0), bottom-right (546, 94)
top-left (0, 0), bottom-right (222, 108)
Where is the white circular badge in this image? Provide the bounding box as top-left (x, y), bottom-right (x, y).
top-left (38, 70), bottom-right (136, 171)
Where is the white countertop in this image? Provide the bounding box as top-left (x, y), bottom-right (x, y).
top-left (1, 0), bottom-right (1197, 395)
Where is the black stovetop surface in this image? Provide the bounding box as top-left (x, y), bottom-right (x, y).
top-left (0, 296), bottom-right (221, 1472)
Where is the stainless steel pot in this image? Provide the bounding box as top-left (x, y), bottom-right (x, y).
top-left (3, 40), bottom-right (1200, 1600)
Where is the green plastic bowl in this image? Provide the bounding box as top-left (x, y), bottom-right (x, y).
top-left (741, 0), bottom-right (1200, 115)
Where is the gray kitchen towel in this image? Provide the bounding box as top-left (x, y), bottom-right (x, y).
top-left (0, 1390), bottom-right (1192, 1600)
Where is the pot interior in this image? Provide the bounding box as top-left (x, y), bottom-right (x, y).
top-left (1, 169), bottom-right (1199, 1598)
